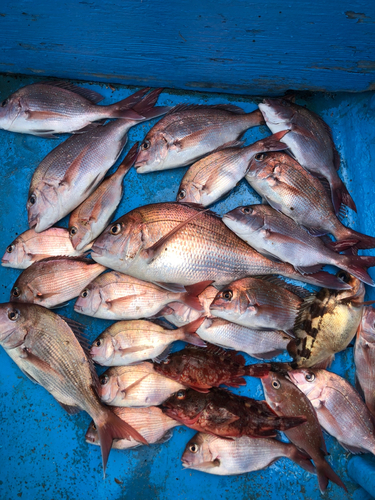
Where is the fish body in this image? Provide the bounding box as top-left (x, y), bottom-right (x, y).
top-left (74, 271), bottom-right (208, 320)
top-left (223, 204), bottom-right (375, 285)
top-left (10, 257), bottom-right (106, 308)
top-left (291, 273), bottom-right (365, 368)
top-left (163, 285), bottom-right (217, 327)
top-left (1, 227), bottom-right (88, 269)
top-left (210, 277), bottom-right (303, 332)
top-left (355, 307), bottom-right (375, 418)
top-left (86, 406), bottom-right (179, 450)
top-left (258, 98), bottom-right (355, 214)
top-left (0, 302), bottom-right (146, 472)
top-left (90, 318), bottom-right (205, 366)
top-left (135, 104), bottom-right (263, 173)
top-left (69, 144), bottom-right (139, 251)
top-left (27, 89), bottom-right (168, 232)
top-left (162, 387), bottom-right (306, 438)
top-left (182, 432), bottom-right (315, 475)
top-left (197, 318), bottom-right (291, 359)
top-left (176, 133), bottom-right (288, 207)
top-left (0, 82), bottom-right (150, 136)
top-left (246, 152), bottom-right (375, 250)
top-left (289, 368), bottom-right (375, 455)
top-left (98, 363), bottom-right (185, 407)
top-left (261, 371), bottom-right (346, 493)
top-left (90, 202), bottom-right (350, 289)
top-left (154, 344), bottom-right (270, 391)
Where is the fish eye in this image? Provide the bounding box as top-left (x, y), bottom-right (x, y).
top-left (254, 153), bottom-right (265, 161)
top-left (100, 374), bottom-right (109, 385)
top-left (29, 194), bottom-right (37, 205)
top-left (92, 424), bottom-right (97, 431)
top-left (1, 99), bottom-right (8, 107)
top-left (6, 244), bottom-right (15, 253)
top-left (141, 139), bottom-right (151, 151)
top-left (11, 287), bottom-right (21, 298)
top-left (272, 380), bottom-right (281, 389)
top-left (241, 207), bottom-right (252, 215)
top-left (69, 226), bottom-right (78, 236)
top-left (163, 358), bottom-right (171, 364)
top-left (189, 444), bottom-right (199, 453)
top-left (177, 390), bottom-right (186, 400)
top-left (95, 339), bottom-right (102, 347)
top-left (110, 223), bottom-right (122, 235)
top-left (222, 290), bottom-right (233, 301)
top-left (8, 309), bottom-right (19, 321)
top-left (81, 289), bottom-right (89, 298)
top-left (337, 270), bottom-right (351, 283)
top-left (305, 372), bottom-right (315, 382)
top-left (177, 189), bottom-right (186, 200)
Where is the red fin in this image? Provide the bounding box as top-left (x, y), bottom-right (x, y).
top-left (182, 281), bottom-right (214, 311)
top-left (23, 349), bottom-right (64, 380)
top-left (165, 103), bottom-right (247, 115)
top-left (288, 446), bottom-right (316, 474)
top-left (341, 255), bottom-right (375, 286)
top-left (326, 239), bottom-right (359, 252)
top-left (316, 459), bottom-right (347, 493)
top-left (178, 318), bottom-right (206, 346)
top-left (225, 377), bottom-right (247, 387)
top-left (60, 145), bottom-right (91, 187)
top-left (26, 110), bottom-right (67, 120)
top-left (116, 142), bottom-right (139, 176)
top-left (96, 408), bottom-right (148, 475)
top-left (332, 179), bottom-right (357, 214)
top-left (131, 88), bottom-right (170, 120)
top-left (40, 81), bottom-right (104, 104)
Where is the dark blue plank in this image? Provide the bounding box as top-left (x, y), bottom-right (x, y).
top-left (0, 74), bottom-right (374, 500)
top-left (0, 1), bottom-right (375, 94)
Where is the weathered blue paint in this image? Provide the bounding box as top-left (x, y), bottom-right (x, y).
top-left (0, 1), bottom-right (375, 95)
top-left (348, 456), bottom-right (375, 498)
top-left (0, 74), bottom-right (374, 499)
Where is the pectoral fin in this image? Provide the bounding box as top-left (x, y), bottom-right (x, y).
top-left (60, 145), bottom-right (91, 188)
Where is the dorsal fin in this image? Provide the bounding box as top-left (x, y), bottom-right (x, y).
top-left (39, 80), bottom-right (104, 104)
top-left (255, 276), bottom-right (311, 298)
top-left (166, 103), bottom-right (247, 116)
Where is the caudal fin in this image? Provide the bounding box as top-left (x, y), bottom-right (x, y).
top-left (316, 458), bottom-right (347, 493)
top-left (177, 317), bottom-right (206, 346)
top-left (339, 227), bottom-right (375, 250)
top-left (340, 254), bottom-right (375, 286)
top-left (283, 268), bottom-right (351, 290)
top-left (181, 280), bottom-right (214, 311)
top-left (96, 408), bottom-right (147, 475)
top-left (331, 178), bottom-right (357, 214)
top-left (131, 88), bottom-right (171, 120)
top-left (286, 443), bottom-right (316, 474)
top-left (105, 87), bottom-right (151, 120)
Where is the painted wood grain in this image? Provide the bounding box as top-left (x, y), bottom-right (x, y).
top-left (0, 0), bottom-right (374, 94)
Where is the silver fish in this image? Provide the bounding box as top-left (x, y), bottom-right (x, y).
top-left (355, 306), bottom-right (375, 418)
top-left (197, 318), bottom-right (291, 359)
top-left (74, 271), bottom-right (209, 320)
top-left (289, 368), bottom-right (375, 455)
top-left (69, 144), bottom-right (139, 252)
top-left (135, 104), bottom-right (264, 173)
top-left (181, 432), bottom-right (315, 475)
top-left (0, 302), bottom-right (146, 473)
top-left (86, 406), bottom-right (179, 450)
top-left (0, 82), bottom-right (150, 136)
top-left (98, 363), bottom-right (185, 407)
top-left (258, 98), bottom-right (356, 214)
top-left (27, 89), bottom-right (168, 232)
top-left (176, 132), bottom-right (288, 207)
top-left (1, 227), bottom-right (89, 269)
top-left (223, 204), bottom-right (375, 286)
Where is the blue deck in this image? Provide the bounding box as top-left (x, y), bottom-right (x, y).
top-left (0, 75), bottom-right (374, 500)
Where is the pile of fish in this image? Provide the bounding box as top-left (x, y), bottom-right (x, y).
top-left (1, 80), bottom-right (375, 493)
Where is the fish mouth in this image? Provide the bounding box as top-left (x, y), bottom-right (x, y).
top-left (28, 215), bottom-right (38, 229)
top-left (222, 213), bottom-right (236, 222)
top-left (74, 304), bottom-right (83, 313)
top-left (181, 459), bottom-right (192, 468)
top-left (91, 244), bottom-right (103, 256)
top-left (134, 160), bottom-right (147, 169)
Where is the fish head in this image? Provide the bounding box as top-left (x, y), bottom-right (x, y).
top-left (288, 369), bottom-right (323, 400)
top-left (9, 281), bottom-right (34, 305)
top-left (223, 205), bottom-right (265, 236)
top-left (335, 270), bottom-right (365, 304)
top-left (176, 180), bottom-right (204, 205)
top-left (246, 150), bottom-right (280, 180)
top-left (182, 433), bottom-right (215, 469)
top-left (74, 282), bottom-right (102, 316)
top-left (0, 303), bottom-right (29, 348)
top-left (85, 421), bottom-right (100, 446)
top-left (69, 221), bottom-right (93, 253)
top-left (153, 353), bottom-right (185, 380)
top-left (91, 214), bottom-right (143, 271)
top-left (90, 332), bottom-right (115, 365)
top-left (210, 283), bottom-right (255, 321)
top-left (97, 370), bottom-right (120, 404)
top-left (258, 98), bottom-right (294, 128)
top-left (1, 235), bottom-right (28, 268)
top-left (261, 371), bottom-right (293, 407)
top-left (358, 306), bottom-right (375, 343)
top-left (0, 94), bottom-right (21, 130)
top-left (27, 184), bottom-right (59, 233)
top-left (161, 388), bottom-right (205, 423)
top-left (135, 131), bottom-right (170, 173)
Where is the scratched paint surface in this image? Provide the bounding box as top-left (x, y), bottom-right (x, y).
top-left (0, 74), bottom-right (374, 500)
top-left (0, 1), bottom-right (375, 95)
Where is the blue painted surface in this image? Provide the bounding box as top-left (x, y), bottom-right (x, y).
top-left (348, 456), bottom-right (375, 498)
top-left (0, 74), bottom-right (375, 499)
top-left (0, 1), bottom-right (375, 95)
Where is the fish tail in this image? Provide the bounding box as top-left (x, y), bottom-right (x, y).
top-left (339, 254), bottom-right (375, 286)
top-left (276, 264), bottom-right (351, 290)
top-left (131, 88), bottom-right (171, 120)
top-left (105, 87), bottom-right (151, 120)
top-left (316, 459), bottom-right (347, 493)
top-left (177, 317), bottom-right (206, 347)
top-left (96, 408), bottom-right (147, 475)
top-left (181, 280), bottom-right (213, 311)
top-left (116, 143), bottom-right (139, 176)
top-left (245, 108), bottom-right (265, 127)
top-left (286, 443), bottom-right (316, 474)
top-left (335, 225), bottom-right (375, 250)
top-left (331, 177), bottom-right (357, 214)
